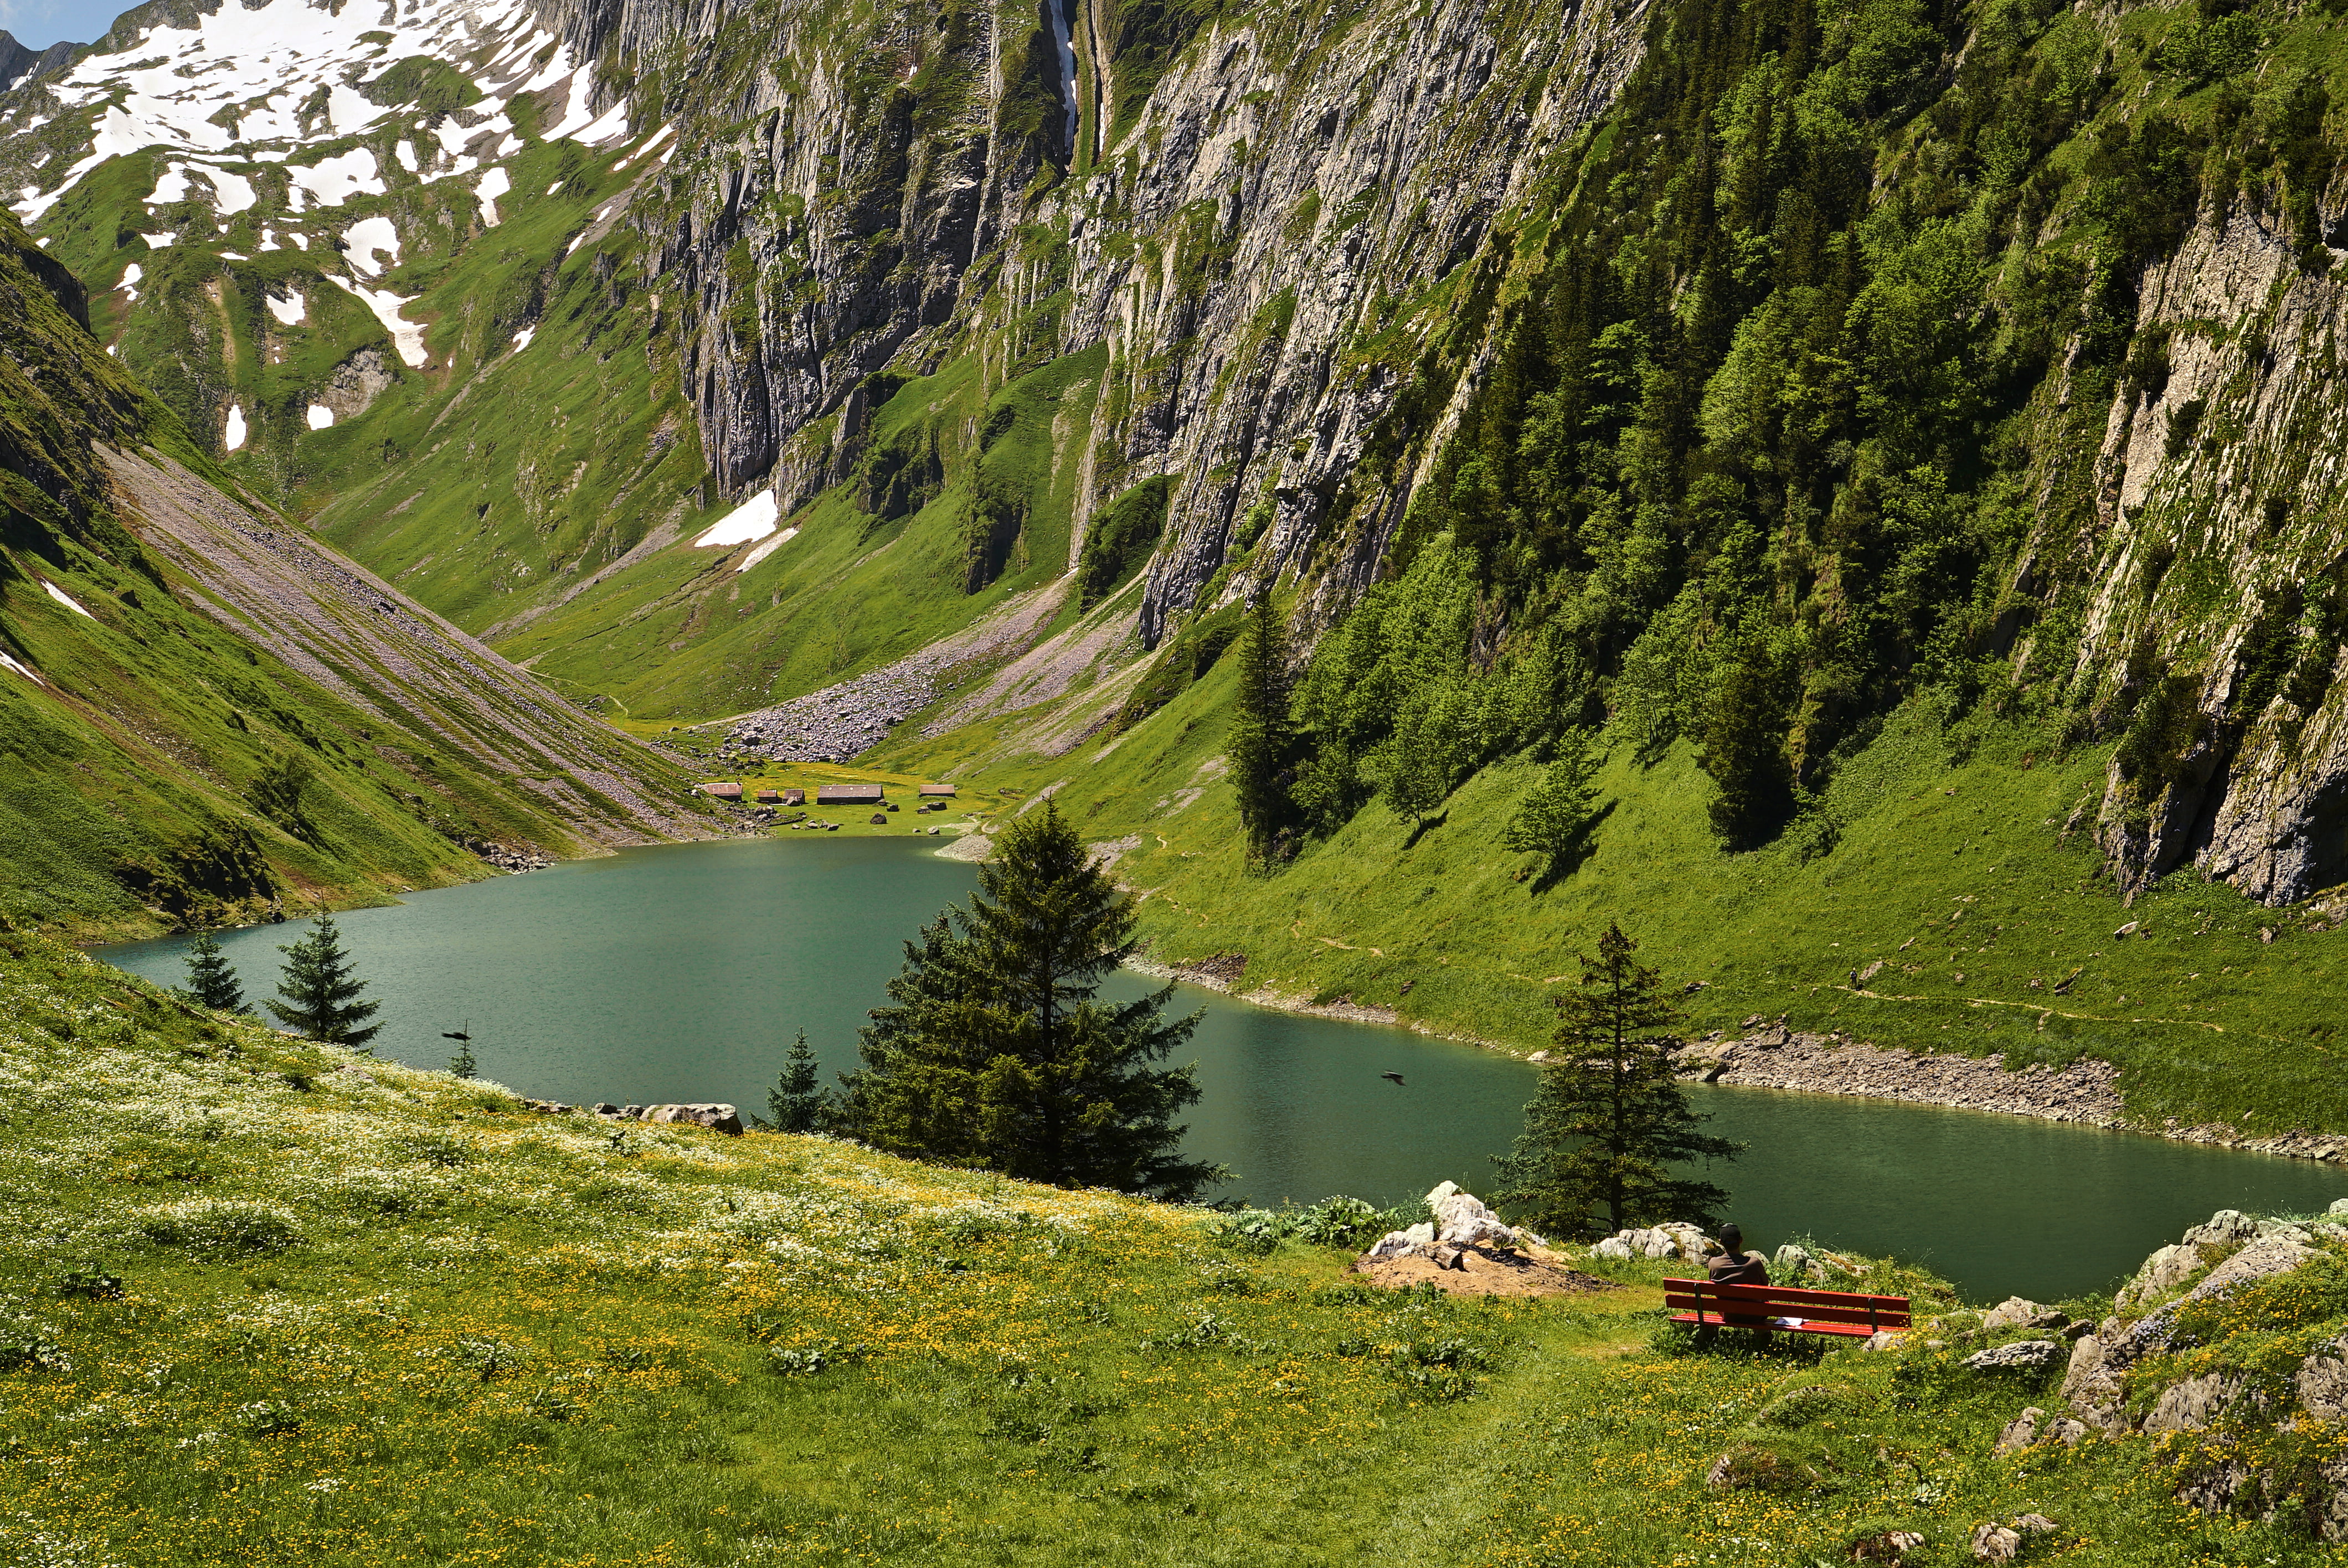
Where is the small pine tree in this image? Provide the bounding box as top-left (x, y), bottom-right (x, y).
top-left (1228, 591), bottom-right (1296, 865)
top-left (1700, 649), bottom-right (1793, 849)
top-left (1501, 729), bottom-right (1600, 866)
top-left (179, 931), bottom-right (250, 1014)
top-left (837, 801), bottom-right (1223, 1200)
top-left (265, 915), bottom-right (382, 1049)
top-left (766, 1029), bottom-right (827, 1133)
top-left (1492, 921), bottom-right (1740, 1239)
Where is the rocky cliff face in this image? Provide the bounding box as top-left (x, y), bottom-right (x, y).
top-left (2072, 205), bottom-right (2348, 905)
top-left (528, 0), bottom-right (1646, 639)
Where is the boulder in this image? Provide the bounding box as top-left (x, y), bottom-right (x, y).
top-left (1992, 1407), bottom-right (2043, 1455)
top-left (2298, 1339), bottom-right (2348, 1422)
top-left (1772, 1242), bottom-right (1826, 1281)
top-left (2115, 1244), bottom-right (2203, 1311)
top-left (2143, 1371), bottom-right (2242, 1433)
top-left (1963, 1340), bottom-right (2067, 1375)
top-left (1365, 1231), bottom-right (1419, 1262)
top-left (1969, 1524), bottom-right (2022, 1562)
top-left (642, 1102), bottom-right (745, 1135)
top-left (1429, 1187), bottom-right (1519, 1249)
top-left (1982, 1297), bottom-right (2068, 1333)
top-left (2060, 1335), bottom-right (2129, 1432)
top-left (2317, 1457), bottom-right (2348, 1543)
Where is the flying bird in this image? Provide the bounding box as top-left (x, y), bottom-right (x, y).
top-left (1381, 1072), bottom-right (1406, 1086)
top-left (441, 1030), bottom-right (471, 1043)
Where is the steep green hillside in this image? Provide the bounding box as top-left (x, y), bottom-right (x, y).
top-left (12, 916), bottom-right (2348, 1566)
top-left (0, 209), bottom-right (702, 938)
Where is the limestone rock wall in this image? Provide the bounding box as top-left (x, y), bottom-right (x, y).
top-left (523, 0), bottom-right (1646, 638)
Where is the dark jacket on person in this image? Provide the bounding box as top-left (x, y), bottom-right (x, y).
top-left (1707, 1249), bottom-right (1769, 1287)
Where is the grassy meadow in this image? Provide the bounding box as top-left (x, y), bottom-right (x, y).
top-left (858, 647), bottom-right (2348, 1139)
top-left (7, 917), bottom-right (2345, 1565)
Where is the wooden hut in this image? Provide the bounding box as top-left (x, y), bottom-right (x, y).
top-left (781, 788), bottom-right (805, 806)
top-left (816, 783), bottom-right (883, 806)
top-left (918, 783), bottom-right (957, 798)
top-left (700, 782), bottom-right (744, 800)
top-left (754, 788), bottom-right (781, 804)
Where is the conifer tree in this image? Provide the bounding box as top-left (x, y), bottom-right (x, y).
top-left (179, 931), bottom-right (250, 1014)
top-left (837, 802), bottom-right (1221, 1200)
top-left (265, 915), bottom-right (382, 1048)
top-left (1492, 922), bottom-right (1738, 1238)
top-left (765, 1029), bottom-right (828, 1133)
top-left (1228, 591), bottom-right (1295, 865)
top-left (1501, 729), bottom-right (1601, 869)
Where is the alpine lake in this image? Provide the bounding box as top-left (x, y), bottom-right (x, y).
top-left (97, 835), bottom-right (2348, 1304)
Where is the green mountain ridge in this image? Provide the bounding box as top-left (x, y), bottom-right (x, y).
top-left (0, 207), bottom-right (710, 938)
top-left (16, 0), bottom-right (2348, 1114)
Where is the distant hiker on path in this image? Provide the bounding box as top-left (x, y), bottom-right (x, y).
top-left (1697, 1222), bottom-right (1772, 1345)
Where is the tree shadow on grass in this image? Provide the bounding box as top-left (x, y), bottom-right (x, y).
top-left (1528, 802), bottom-right (1620, 895)
top-left (1402, 808), bottom-right (1450, 851)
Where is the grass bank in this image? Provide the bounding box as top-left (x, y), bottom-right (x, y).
top-left (876, 661), bottom-right (2348, 1141)
top-left (6, 918), bottom-right (2344, 1564)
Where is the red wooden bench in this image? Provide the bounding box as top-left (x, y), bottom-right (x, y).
top-left (1664, 1277), bottom-right (1912, 1339)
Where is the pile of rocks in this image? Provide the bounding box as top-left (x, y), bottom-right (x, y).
top-left (1983, 1201), bottom-right (2348, 1536)
top-left (1363, 1180), bottom-right (1538, 1263)
top-left (459, 836), bottom-right (553, 873)
top-left (1591, 1222), bottom-right (1713, 1262)
top-left (591, 1101), bottom-right (744, 1135)
top-left (1671, 1028), bottom-right (2123, 1125)
top-left (714, 661), bottom-right (945, 762)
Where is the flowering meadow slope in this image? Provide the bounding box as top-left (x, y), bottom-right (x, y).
top-left (3, 917), bottom-right (2345, 1565)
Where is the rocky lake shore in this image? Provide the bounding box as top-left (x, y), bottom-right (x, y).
top-left (1137, 951), bottom-right (2348, 1165)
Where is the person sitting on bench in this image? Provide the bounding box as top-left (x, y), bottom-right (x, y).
top-left (1697, 1223), bottom-right (1770, 1345)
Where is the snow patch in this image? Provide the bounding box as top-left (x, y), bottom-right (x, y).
top-left (695, 491), bottom-right (779, 548)
top-left (342, 214), bottom-right (400, 276)
top-left (737, 527), bottom-right (799, 573)
top-left (0, 651), bottom-right (40, 683)
top-left (511, 326), bottom-right (535, 352)
top-left (265, 289), bottom-right (305, 325)
top-left (325, 275), bottom-right (428, 368)
top-left (475, 166), bottom-right (510, 227)
top-left (288, 148), bottom-right (385, 209)
top-left (119, 263), bottom-right (142, 300)
top-left (42, 580), bottom-right (94, 618)
top-left (394, 141), bottom-right (418, 172)
top-left (199, 164), bottom-right (258, 213)
top-left (306, 404), bottom-right (334, 430)
top-left (140, 232), bottom-right (176, 247)
top-left (545, 180), bottom-right (563, 195)
top-left (224, 404), bottom-right (247, 451)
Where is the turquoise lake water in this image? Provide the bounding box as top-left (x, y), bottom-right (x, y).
top-left (96, 835), bottom-right (2348, 1303)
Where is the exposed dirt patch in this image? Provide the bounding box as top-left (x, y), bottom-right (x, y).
top-left (1352, 1245), bottom-right (1617, 1298)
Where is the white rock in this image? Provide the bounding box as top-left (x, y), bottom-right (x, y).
top-left (1365, 1231), bottom-right (1418, 1261)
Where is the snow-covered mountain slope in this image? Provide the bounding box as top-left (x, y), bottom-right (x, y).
top-left (13, 0), bottom-right (632, 223)
top-left (0, 0), bottom-right (666, 476)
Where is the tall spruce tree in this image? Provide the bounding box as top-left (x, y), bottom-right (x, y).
top-left (265, 915), bottom-right (383, 1048)
top-left (1228, 591), bottom-right (1295, 865)
top-left (837, 801), bottom-right (1221, 1199)
top-left (179, 931), bottom-right (250, 1014)
top-left (1492, 922), bottom-right (1739, 1237)
top-left (765, 1029), bottom-right (828, 1133)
